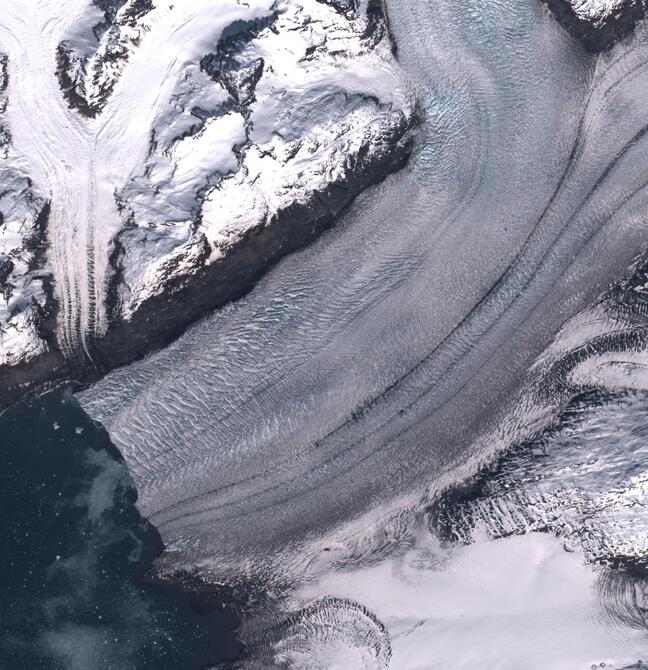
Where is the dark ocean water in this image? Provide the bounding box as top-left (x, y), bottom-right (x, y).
top-left (0, 388), bottom-right (242, 670)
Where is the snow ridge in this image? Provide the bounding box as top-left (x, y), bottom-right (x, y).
top-left (56, 0), bottom-right (156, 118)
top-left (111, 0), bottom-right (413, 322)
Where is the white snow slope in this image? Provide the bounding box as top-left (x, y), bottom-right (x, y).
top-left (570, 0), bottom-right (626, 20)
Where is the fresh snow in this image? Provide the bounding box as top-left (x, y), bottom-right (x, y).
top-left (294, 533), bottom-right (648, 670)
top-left (569, 0), bottom-right (625, 20)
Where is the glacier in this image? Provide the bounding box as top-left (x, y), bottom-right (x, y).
top-left (4, 0), bottom-right (648, 667)
top-left (80, 0), bottom-right (648, 575)
top-left (75, 0), bottom-right (648, 667)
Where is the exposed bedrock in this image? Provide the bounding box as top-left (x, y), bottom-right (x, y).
top-left (427, 250), bottom-right (648, 570)
top-left (56, 0), bottom-right (155, 118)
top-left (95, 114), bottom-right (413, 373)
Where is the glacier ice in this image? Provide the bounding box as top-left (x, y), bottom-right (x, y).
top-left (81, 0), bottom-right (648, 577)
top-left (75, 0), bottom-right (648, 665)
top-left (0, 0), bottom-right (644, 666)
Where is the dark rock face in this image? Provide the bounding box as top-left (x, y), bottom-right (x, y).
top-left (0, 154), bottom-right (413, 405)
top-left (0, 103), bottom-right (414, 405)
top-left (0, 116), bottom-right (414, 406)
top-left (55, 45), bottom-right (97, 118)
top-left (0, 60), bottom-right (58, 398)
top-left (94, 0), bottom-right (130, 18)
top-left (200, 16), bottom-right (275, 107)
top-left (0, 256), bottom-right (14, 285)
top-left (0, 55), bottom-right (9, 158)
top-left (540, 0), bottom-right (647, 51)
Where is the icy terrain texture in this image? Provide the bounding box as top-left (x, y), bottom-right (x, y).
top-left (81, 0), bottom-right (648, 575)
top-left (434, 390), bottom-right (648, 568)
top-left (426, 261), bottom-right (648, 571)
top-left (79, 0), bottom-right (648, 666)
top-left (0, 0), bottom-right (413, 395)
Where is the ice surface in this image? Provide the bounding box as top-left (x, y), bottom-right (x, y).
top-left (81, 0), bottom-right (648, 573)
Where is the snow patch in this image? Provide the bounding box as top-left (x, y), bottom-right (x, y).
top-left (569, 0), bottom-right (626, 21)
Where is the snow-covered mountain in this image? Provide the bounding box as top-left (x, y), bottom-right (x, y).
top-left (0, 0), bottom-right (415, 401)
top-left (541, 0), bottom-right (647, 50)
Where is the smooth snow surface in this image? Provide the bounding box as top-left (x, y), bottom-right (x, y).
top-left (290, 534), bottom-right (648, 670)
